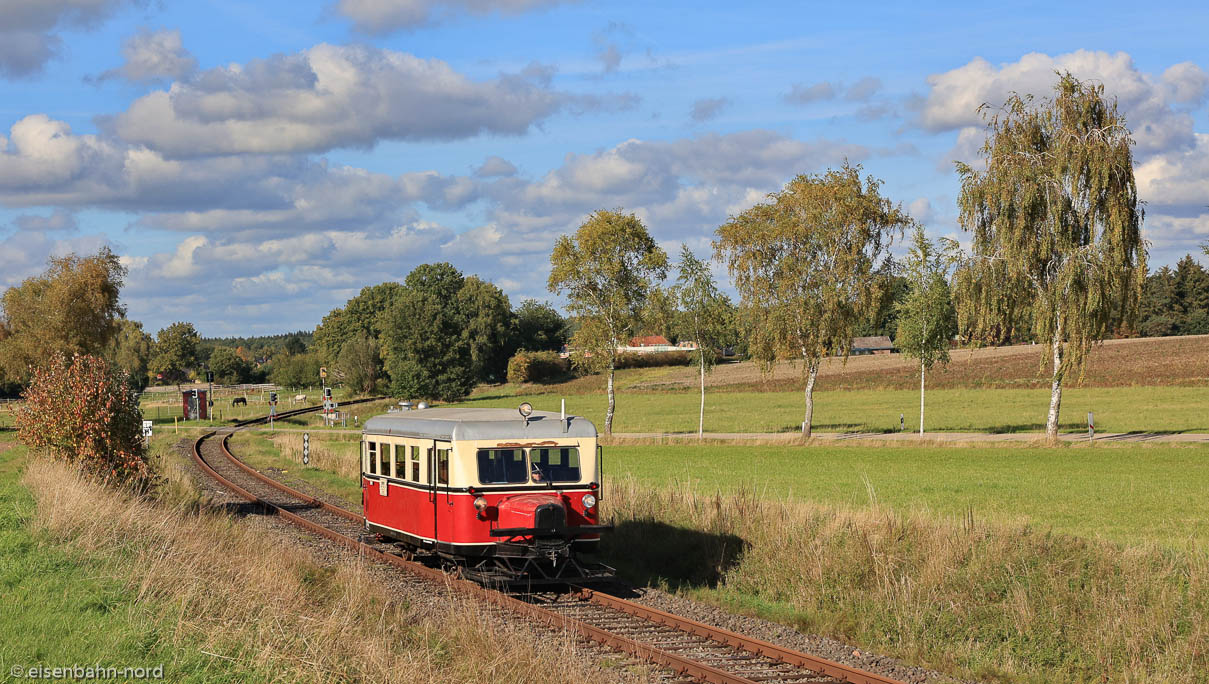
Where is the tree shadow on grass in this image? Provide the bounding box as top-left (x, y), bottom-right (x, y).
top-left (986, 422), bottom-right (1092, 434)
top-left (597, 519), bottom-right (748, 592)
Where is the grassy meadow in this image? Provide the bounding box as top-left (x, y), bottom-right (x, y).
top-left (455, 385), bottom-right (1209, 434)
top-left (602, 442), bottom-right (1209, 549)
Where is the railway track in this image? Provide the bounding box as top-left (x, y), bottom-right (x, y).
top-left (191, 403), bottom-right (910, 684)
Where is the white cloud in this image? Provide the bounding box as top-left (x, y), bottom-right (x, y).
top-left (919, 50), bottom-right (1207, 157)
top-left (782, 81), bottom-right (836, 105)
top-left (12, 208), bottom-right (77, 233)
top-left (1136, 133), bottom-right (1209, 217)
top-left (104, 44), bottom-right (581, 157)
top-left (474, 155), bottom-right (517, 177)
top-left (845, 76), bottom-right (883, 102)
top-left (334, 0), bottom-right (568, 33)
top-left (99, 28), bottom-right (197, 82)
top-left (689, 97), bottom-right (729, 122)
top-left (0, 0), bottom-right (132, 78)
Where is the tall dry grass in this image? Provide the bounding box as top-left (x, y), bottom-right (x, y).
top-left (270, 433), bottom-right (360, 479)
top-left (23, 458), bottom-right (631, 684)
top-left (601, 477), bottom-right (1209, 683)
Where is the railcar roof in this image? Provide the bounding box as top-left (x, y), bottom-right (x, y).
top-left (362, 408), bottom-right (596, 441)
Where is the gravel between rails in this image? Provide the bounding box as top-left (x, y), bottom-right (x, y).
top-left (629, 588), bottom-right (971, 684)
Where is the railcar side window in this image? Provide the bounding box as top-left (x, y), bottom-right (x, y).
top-left (367, 442), bottom-right (377, 475)
top-left (530, 447), bottom-right (581, 483)
top-left (379, 443), bottom-right (391, 478)
top-left (410, 446), bottom-right (420, 481)
top-left (437, 448), bottom-right (450, 485)
top-left (477, 449), bottom-right (526, 484)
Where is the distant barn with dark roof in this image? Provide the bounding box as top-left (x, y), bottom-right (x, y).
top-left (851, 336), bottom-right (895, 355)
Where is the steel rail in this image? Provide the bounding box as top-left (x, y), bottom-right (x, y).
top-left (191, 406), bottom-right (910, 684)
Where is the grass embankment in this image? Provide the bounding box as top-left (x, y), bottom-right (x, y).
top-left (456, 385), bottom-right (1209, 434)
top-left (229, 431), bottom-right (362, 506)
top-left (600, 477), bottom-right (1209, 683)
top-left (0, 437), bottom-right (625, 683)
top-left (604, 442), bottom-right (1209, 548)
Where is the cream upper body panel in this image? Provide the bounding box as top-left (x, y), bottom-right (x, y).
top-left (361, 408), bottom-right (598, 487)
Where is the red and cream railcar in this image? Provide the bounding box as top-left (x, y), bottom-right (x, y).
top-left (361, 405), bottom-right (612, 586)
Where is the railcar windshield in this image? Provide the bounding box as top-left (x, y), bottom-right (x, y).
top-left (477, 449), bottom-right (527, 484)
top-left (530, 447), bottom-right (581, 483)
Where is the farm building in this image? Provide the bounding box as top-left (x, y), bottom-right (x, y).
top-left (629, 335), bottom-right (671, 347)
top-left (851, 336), bottom-right (895, 355)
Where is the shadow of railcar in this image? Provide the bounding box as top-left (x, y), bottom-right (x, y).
top-left (598, 519), bottom-right (748, 591)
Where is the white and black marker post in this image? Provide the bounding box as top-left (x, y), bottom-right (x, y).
top-left (303, 432), bottom-right (310, 465)
top-left (1088, 411), bottom-right (1094, 443)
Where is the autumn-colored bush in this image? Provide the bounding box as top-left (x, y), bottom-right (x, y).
top-left (15, 353), bottom-right (147, 483)
top-left (506, 350), bottom-right (572, 384)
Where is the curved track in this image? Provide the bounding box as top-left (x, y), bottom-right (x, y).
top-left (192, 403), bottom-right (909, 684)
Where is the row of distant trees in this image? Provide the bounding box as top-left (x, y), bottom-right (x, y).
top-left (308, 266), bottom-right (571, 399)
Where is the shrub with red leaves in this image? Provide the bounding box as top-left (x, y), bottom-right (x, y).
top-left (15, 353), bottom-right (148, 484)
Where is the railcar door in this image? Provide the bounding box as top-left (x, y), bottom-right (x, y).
top-left (429, 441), bottom-right (453, 543)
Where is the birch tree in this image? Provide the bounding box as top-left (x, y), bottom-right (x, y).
top-left (715, 163), bottom-right (910, 437)
top-left (953, 73), bottom-right (1146, 444)
top-left (894, 226), bottom-right (957, 435)
top-left (548, 210), bottom-right (668, 435)
top-left (674, 245), bottom-right (733, 438)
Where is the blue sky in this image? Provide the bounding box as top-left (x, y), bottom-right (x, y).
top-left (1, 0), bottom-right (1207, 336)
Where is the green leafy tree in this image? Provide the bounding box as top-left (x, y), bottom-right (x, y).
top-left (674, 246), bottom-right (733, 437)
top-left (457, 276), bottom-right (516, 383)
top-left (379, 263), bottom-right (475, 401)
top-left (268, 352), bottom-right (321, 389)
top-left (15, 353), bottom-right (147, 484)
top-left (953, 73), bottom-right (1146, 443)
top-left (0, 247), bottom-right (126, 384)
top-left (513, 299), bottom-right (568, 351)
top-left (381, 287), bottom-right (476, 401)
top-left (895, 227), bottom-right (957, 435)
top-left (640, 286), bottom-right (679, 342)
top-left (337, 335), bottom-right (382, 394)
top-left (715, 163), bottom-right (910, 437)
top-left (313, 282), bottom-right (405, 364)
top-left (283, 334), bottom-right (306, 356)
top-left (207, 346), bottom-right (250, 384)
top-left (549, 209), bottom-right (669, 434)
top-left (150, 322), bottom-right (200, 389)
top-left (105, 318), bottom-right (154, 391)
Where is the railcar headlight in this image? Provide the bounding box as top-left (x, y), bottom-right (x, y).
top-left (473, 496), bottom-right (488, 512)
top-left (581, 494), bottom-right (597, 510)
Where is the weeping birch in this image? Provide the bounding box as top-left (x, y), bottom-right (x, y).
top-left (548, 209), bottom-right (668, 435)
top-left (953, 73), bottom-right (1146, 444)
top-left (715, 163), bottom-right (910, 438)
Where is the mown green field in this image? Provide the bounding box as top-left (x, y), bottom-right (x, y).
top-left (456, 385), bottom-right (1209, 434)
top-left (603, 442), bottom-right (1209, 548)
